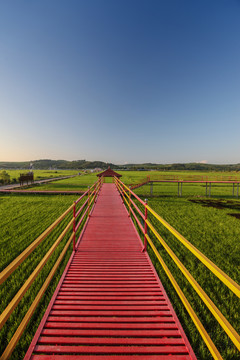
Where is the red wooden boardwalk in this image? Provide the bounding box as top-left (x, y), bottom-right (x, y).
top-left (25, 183), bottom-right (196, 360)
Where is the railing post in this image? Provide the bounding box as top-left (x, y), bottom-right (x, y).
top-left (143, 198), bottom-right (148, 252)
top-left (73, 202), bottom-right (76, 251)
top-left (117, 179), bottom-right (122, 200)
top-left (98, 177), bottom-right (100, 193)
top-left (121, 184), bottom-right (124, 203)
top-left (118, 180), bottom-right (121, 197)
top-left (97, 177), bottom-right (101, 197)
top-left (116, 179), bottom-right (121, 198)
top-left (128, 186), bottom-right (132, 216)
top-left (87, 186), bottom-right (90, 217)
top-left (94, 182), bottom-right (97, 203)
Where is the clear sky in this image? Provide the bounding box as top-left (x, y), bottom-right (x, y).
top-left (0, 0), bottom-right (240, 164)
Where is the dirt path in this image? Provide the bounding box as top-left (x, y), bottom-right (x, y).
top-left (0, 175), bottom-right (76, 191)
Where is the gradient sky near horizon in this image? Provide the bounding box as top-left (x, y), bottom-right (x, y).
top-left (0, 0), bottom-right (240, 164)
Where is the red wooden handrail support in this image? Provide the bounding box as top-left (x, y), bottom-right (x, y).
top-left (115, 177), bottom-right (147, 252)
top-left (87, 186), bottom-right (90, 217)
top-left (73, 202), bottom-right (76, 251)
top-left (128, 187), bottom-right (131, 216)
top-left (143, 198), bottom-right (148, 252)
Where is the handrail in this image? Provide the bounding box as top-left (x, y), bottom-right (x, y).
top-left (129, 205), bottom-right (144, 234)
top-left (1, 232), bottom-right (74, 360)
top-left (0, 180), bottom-right (101, 285)
top-left (130, 195), bottom-right (145, 220)
top-left (0, 204), bottom-right (74, 284)
top-left (146, 233), bottom-right (223, 360)
top-left (143, 173), bottom-right (240, 182)
top-left (76, 197), bottom-right (89, 217)
top-left (115, 177), bottom-right (240, 297)
top-left (117, 178), bottom-right (146, 205)
top-left (76, 206), bottom-right (89, 232)
top-left (130, 175), bottom-right (151, 190)
top-left (0, 217), bottom-right (74, 330)
top-left (145, 218), bottom-right (240, 350)
top-left (146, 205), bottom-right (240, 298)
top-left (0, 178), bottom-right (102, 360)
top-left (114, 176), bottom-right (240, 358)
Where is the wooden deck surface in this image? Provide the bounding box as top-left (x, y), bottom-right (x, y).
top-left (24, 183), bottom-right (196, 360)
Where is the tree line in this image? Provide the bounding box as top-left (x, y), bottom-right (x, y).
top-left (0, 160), bottom-right (240, 172)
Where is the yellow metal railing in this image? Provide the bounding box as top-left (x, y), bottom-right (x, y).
top-left (0, 205), bottom-right (74, 285)
top-left (146, 205), bottom-right (240, 298)
top-left (115, 177), bottom-right (240, 360)
top-left (0, 178), bottom-right (102, 360)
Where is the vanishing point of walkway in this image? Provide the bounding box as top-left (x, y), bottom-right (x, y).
top-left (24, 183), bottom-right (196, 359)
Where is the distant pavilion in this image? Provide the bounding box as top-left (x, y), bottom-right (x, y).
top-left (97, 167), bottom-right (122, 182)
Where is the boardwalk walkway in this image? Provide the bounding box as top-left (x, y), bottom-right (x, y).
top-left (25, 183), bottom-right (196, 359)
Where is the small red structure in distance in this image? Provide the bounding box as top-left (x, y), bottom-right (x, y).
top-left (97, 166), bottom-right (122, 178)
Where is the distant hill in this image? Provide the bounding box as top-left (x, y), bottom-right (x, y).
top-left (0, 159), bottom-right (116, 170)
top-left (0, 160), bottom-right (240, 171)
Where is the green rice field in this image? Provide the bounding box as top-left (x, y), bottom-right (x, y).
top-left (28, 172), bottom-right (97, 191)
top-left (2, 169), bottom-right (80, 183)
top-left (20, 169), bottom-right (240, 194)
top-left (0, 170), bottom-right (239, 359)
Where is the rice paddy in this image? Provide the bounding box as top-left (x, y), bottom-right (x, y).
top-left (0, 170), bottom-right (239, 359)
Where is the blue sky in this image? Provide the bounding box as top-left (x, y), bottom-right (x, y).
top-left (0, 0), bottom-right (240, 164)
